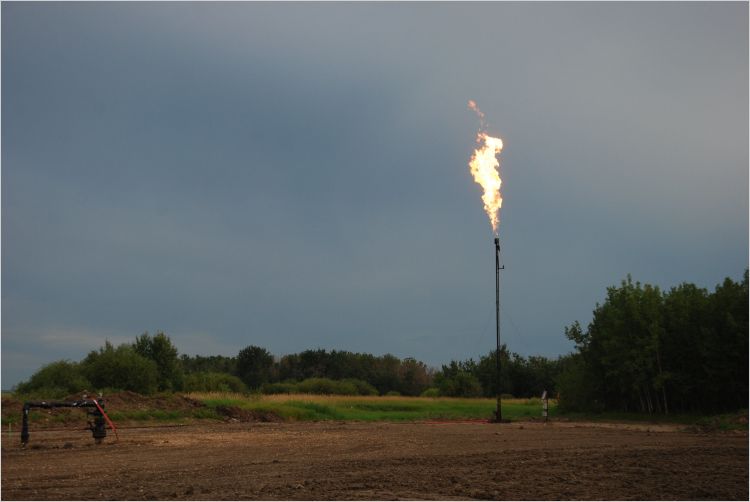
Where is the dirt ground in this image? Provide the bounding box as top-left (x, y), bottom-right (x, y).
top-left (1, 420), bottom-right (747, 500)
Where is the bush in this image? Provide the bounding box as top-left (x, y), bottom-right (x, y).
top-left (183, 372), bottom-right (247, 393)
top-left (297, 378), bottom-right (358, 395)
top-left (261, 382), bottom-right (299, 394)
top-left (437, 372), bottom-right (483, 397)
top-left (342, 378), bottom-right (378, 396)
top-left (420, 388), bottom-right (440, 398)
top-left (268, 378), bottom-right (376, 396)
top-left (14, 360), bottom-right (91, 398)
top-left (384, 390), bottom-right (401, 397)
top-left (81, 342), bottom-right (159, 394)
top-left (14, 387), bottom-right (70, 400)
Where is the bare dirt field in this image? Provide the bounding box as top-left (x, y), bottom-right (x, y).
top-left (2, 420), bottom-right (747, 500)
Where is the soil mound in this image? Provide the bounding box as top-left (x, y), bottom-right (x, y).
top-left (215, 405), bottom-right (283, 423)
top-left (3, 392), bottom-right (282, 425)
top-left (100, 391), bottom-right (204, 412)
top-left (1, 395), bottom-right (23, 411)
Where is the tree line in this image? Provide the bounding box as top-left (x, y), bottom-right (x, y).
top-left (431, 350), bottom-right (560, 399)
top-left (556, 271), bottom-right (748, 414)
top-left (14, 270), bottom-right (747, 415)
top-left (14, 336), bottom-right (560, 399)
top-left (432, 270), bottom-right (748, 415)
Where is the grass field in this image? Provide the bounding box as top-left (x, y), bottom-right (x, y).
top-left (187, 392), bottom-right (554, 422)
top-left (3, 391), bottom-right (745, 430)
top-left (0, 392), bottom-right (553, 426)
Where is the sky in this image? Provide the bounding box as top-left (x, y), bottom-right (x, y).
top-left (2, 2), bottom-right (747, 388)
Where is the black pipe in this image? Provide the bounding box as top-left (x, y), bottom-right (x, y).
top-left (21, 406), bottom-right (29, 446)
top-left (20, 399), bottom-right (106, 446)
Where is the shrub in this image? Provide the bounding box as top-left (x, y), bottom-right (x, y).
top-left (437, 372), bottom-right (483, 397)
top-left (14, 387), bottom-right (71, 400)
top-left (183, 372), bottom-right (247, 393)
top-left (261, 382), bottom-right (299, 394)
top-left (342, 378), bottom-right (379, 396)
top-left (14, 360), bottom-right (91, 398)
top-left (297, 378), bottom-right (358, 395)
top-left (80, 342), bottom-right (159, 394)
top-left (384, 390), bottom-right (401, 397)
top-left (420, 388), bottom-right (440, 398)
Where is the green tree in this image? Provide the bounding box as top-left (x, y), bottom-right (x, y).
top-left (236, 345), bottom-right (275, 389)
top-left (371, 354), bottom-right (402, 394)
top-left (434, 359), bottom-right (483, 397)
top-left (14, 360), bottom-right (91, 397)
top-left (81, 342), bottom-right (159, 394)
top-left (573, 276), bottom-right (666, 412)
top-left (702, 273), bottom-right (748, 411)
top-left (435, 370), bottom-right (482, 397)
top-left (180, 354), bottom-right (237, 375)
top-left (555, 353), bottom-right (601, 412)
top-left (661, 282), bottom-right (710, 412)
top-left (183, 372), bottom-right (247, 393)
top-left (563, 270), bottom-right (748, 414)
top-left (474, 347), bottom-right (511, 398)
top-left (278, 353), bottom-right (303, 381)
top-left (133, 331), bottom-right (183, 391)
top-left (397, 357), bottom-right (432, 396)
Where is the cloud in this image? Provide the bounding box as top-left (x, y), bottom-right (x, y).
top-left (1, 325), bottom-right (131, 386)
top-left (2, 2), bottom-right (747, 389)
top-left (35, 328), bottom-right (133, 351)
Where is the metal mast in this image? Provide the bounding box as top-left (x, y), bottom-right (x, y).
top-left (494, 237), bottom-right (503, 422)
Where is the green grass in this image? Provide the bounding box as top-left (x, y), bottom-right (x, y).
top-left (189, 392), bottom-right (556, 422)
top-left (6, 390), bottom-right (743, 430)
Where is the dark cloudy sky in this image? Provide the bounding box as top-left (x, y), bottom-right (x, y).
top-left (2, 2), bottom-right (747, 388)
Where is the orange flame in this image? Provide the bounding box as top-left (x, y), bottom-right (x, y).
top-left (467, 100), bottom-right (504, 234)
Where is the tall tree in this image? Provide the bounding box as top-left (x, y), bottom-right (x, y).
top-left (82, 341), bottom-right (159, 394)
top-left (236, 345), bottom-right (275, 389)
top-left (133, 332), bottom-right (183, 391)
top-left (562, 271), bottom-right (748, 414)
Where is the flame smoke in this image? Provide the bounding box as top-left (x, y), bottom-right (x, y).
top-left (467, 100), bottom-right (504, 234)
top-left (468, 100), bottom-right (485, 128)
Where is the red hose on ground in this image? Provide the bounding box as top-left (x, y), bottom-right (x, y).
top-left (91, 399), bottom-right (119, 441)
